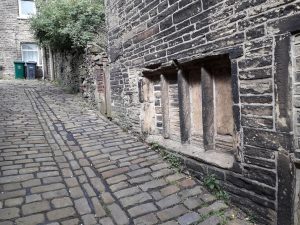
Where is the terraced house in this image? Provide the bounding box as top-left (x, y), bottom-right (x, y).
top-left (0, 0), bottom-right (44, 79)
top-left (104, 0), bottom-right (300, 224)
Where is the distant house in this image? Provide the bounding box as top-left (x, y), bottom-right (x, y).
top-left (0, 0), bottom-right (44, 79)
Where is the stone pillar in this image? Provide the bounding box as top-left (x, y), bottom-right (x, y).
top-left (141, 77), bottom-right (156, 134)
top-left (201, 67), bottom-right (215, 151)
top-left (103, 57), bottom-right (112, 118)
top-left (177, 68), bottom-right (191, 144)
top-left (294, 165), bottom-right (300, 225)
top-left (277, 153), bottom-right (295, 225)
top-left (160, 74), bottom-right (170, 139)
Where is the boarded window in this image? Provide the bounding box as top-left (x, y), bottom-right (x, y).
top-left (202, 56), bottom-right (234, 152)
top-left (153, 77), bottom-right (163, 134)
top-left (292, 34), bottom-right (300, 150)
top-left (142, 55), bottom-right (235, 153)
top-left (189, 70), bottom-right (203, 146)
top-left (213, 65), bottom-right (234, 151)
top-left (167, 76), bottom-right (181, 140)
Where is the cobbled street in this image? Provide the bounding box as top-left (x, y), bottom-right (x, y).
top-left (0, 81), bottom-right (249, 225)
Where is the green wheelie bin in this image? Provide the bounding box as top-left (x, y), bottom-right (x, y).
top-left (14, 61), bottom-right (25, 79)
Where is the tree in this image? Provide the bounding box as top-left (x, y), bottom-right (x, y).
top-left (30, 0), bottom-right (106, 51)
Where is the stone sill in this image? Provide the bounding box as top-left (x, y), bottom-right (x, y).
top-left (146, 135), bottom-right (235, 169)
top-left (17, 16), bottom-right (30, 20)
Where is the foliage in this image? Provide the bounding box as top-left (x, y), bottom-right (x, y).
top-left (150, 142), bottom-right (183, 172)
top-left (51, 79), bottom-right (78, 94)
top-left (150, 142), bottom-right (160, 151)
top-left (203, 174), bottom-right (229, 201)
top-left (246, 214), bottom-right (257, 224)
top-left (30, 0), bottom-right (105, 51)
top-left (163, 152), bottom-right (182, 171)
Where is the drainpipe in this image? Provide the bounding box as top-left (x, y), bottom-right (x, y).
top-left (41, 47), bottom-right (47, 80)
top-left (49, 47), bottom-right (54, 81)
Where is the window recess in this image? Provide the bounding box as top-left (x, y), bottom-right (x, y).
top-left (142, 55), bottom-right (237, 155)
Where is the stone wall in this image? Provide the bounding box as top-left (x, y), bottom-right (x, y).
top-left (51, 50), bottom-right (84, 92)
top-left (82, 45), bottom-right (110, 113)
top-left (106, 0), bottom-right (300, 224)
top-left (0, 0), bottom-right (38, 79)
top-left (48, 45), bottom-right (109, 113)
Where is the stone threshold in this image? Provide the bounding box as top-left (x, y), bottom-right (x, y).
top-left (146, 135), bottom-right (235, 169)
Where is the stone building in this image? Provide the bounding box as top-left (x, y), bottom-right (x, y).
top-left (104, 0), bottom-right (300, 224)
top-left (0, 0), bottom-right (43, 79)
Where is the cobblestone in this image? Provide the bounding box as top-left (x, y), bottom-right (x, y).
top-left (183, 197), bottom-right (203, 210)
top-left (108, 203), bottom-right (129, 225)
top-left (15, 214), bottom-right (45, 225)
top-left (0, 208), bottom-right (19, 220)
top-left (75, 198), bottom-right (91, 215)
top-left (91, 197), bottom-right (106, 217)
top-left (133, 213), bottom-right (159, 225)
top-left (198, 215), bottom-right (221, 225)
top-left (157, 194), bottom-right (181, 209)
top-left (0, 81), bottom-right (248, 224)
top-left (82, 214), bottom-right (98, 225)
top-left (46, 207), bottom-right (76, 221)
top-left (198, 200), bottom-right (229, 216)
top-left (128, 203), bottom-right (157, 217)
top-left (5, 197), bottom-right (24, 207)
top-left (22, 201), bottom-right (51, 215)
top-left (51, 197), bottom-right (73, 208)
top-left (178, 212), bottom-right (200, 225)
top-left (157, 205), bottom-right (188, 221)
top-left (120, 192), bottom-right (152, 208)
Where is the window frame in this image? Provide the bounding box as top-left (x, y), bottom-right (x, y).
top-left (21, 43), bottom-right (41, 66)
top-left (18, 0), bottom-right (36, 19)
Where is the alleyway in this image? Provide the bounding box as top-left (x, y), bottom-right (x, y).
top-left (0, 81), bottom-right (250, 225)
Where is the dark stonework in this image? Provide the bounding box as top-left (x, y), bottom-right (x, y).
top-left (230, 59), bottom-right (240, 105)
top-left (274, 34), bottom-right (293, 133)
top-left (232, 105), bottom-right (241, 132)
top-left (138, 79), bottom-right (144, 103)
top-left (277, 153), bottom-right (295, 225)
top-left (106, 1), bottom-right (300, 224)
top-left (244, 128), bottom-right (293, 152)
top-left (268, 13), bottom-right (300, 35)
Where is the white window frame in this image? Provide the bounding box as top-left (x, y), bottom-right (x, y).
top-left (21, 43), bottom-right (41, 66)
top-left (18, 0), bottom-right (36, 19)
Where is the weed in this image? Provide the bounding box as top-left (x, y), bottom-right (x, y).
top-left (164, 153), bottom-right (182, 171)
top-left (216, 190), bottom-right (229, 201)
top-left (246, 214), bottom-right (257, 224)
top-left (150, 142), bottom-right (160, 151)
top-left (101, 202), bottom-right (111, 217)
top-left (149, 142), bottom-right (183, 172)
top-left (193, 210), bottom-right (227, 224)
top-left (63, 85), bottom-right (78, 94)
top-left (203, 174), bottom-right (229, 202)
